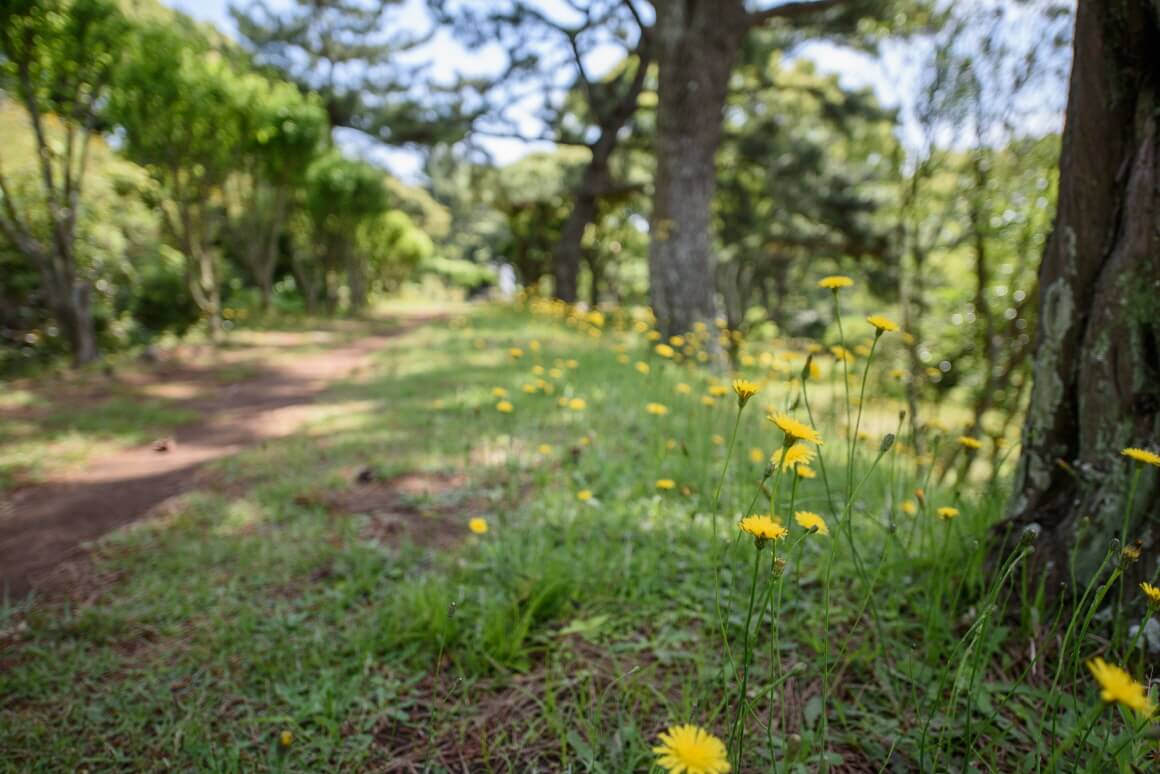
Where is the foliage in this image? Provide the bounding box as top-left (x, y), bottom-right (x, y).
top-left (0, 0), bottom-right (134, 364)
top-left (358, 210), bottom-right (434, 291)
top-left (716, 55), bottom-right (900, 336)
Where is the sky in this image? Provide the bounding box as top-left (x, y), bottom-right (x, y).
top-left (165, 0), bottom-right (1067, 181)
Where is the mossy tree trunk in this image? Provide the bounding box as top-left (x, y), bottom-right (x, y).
top-left (1004, 0), bottom-right (1160, 588)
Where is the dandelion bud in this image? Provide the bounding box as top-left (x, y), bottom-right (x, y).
top-left (1122, 541), bottom-right (1143, 562)
top-left (786, 733), bottom-right (804, 760)
top-left (1018, 523), bottom-right (1041, 548)
top-left (880, 433), bottom-right (896, 454)
top-left (772, 557), bottom-right (787, 576)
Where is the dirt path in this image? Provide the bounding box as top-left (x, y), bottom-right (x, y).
top-left (0, 315), bottom-right (436, 599)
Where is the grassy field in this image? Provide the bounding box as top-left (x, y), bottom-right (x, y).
top-left (1, 299), bottom-right (1155, 772)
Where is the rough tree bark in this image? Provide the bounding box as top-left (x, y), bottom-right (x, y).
top-left (647, 0), bottom-right (748, 336)
top-left (1004, 0), bottom-right (1160, 587)
top-left (646, 0), bottom-right (844, 336)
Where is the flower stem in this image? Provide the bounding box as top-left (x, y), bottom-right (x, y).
top-left (732, 545), bottom-right (763, 763)
top-left (713, 408), bottom-right (745, 538)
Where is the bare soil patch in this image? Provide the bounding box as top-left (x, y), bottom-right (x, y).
top-left (319, 470), bottom-right (471, 551)
top-left (0, 315), bottom-right (440, 598)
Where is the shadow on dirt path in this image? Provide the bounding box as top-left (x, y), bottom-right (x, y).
top-left (0, 314), bottom-right (440, 599)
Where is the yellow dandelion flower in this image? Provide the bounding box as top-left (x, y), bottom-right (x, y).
top-left (548, 368), bottom-right (563, 378)
top-left (830, 345), bottom-right (854, 364)
top-left (529, 340), bottom-right (541, 352)
top-left (818, 275), bottom-right (854, 290)
top-left (739, 514), bottom-right (788, 542)
top-left (279, 730), bottom-right (293, 747)
top-left (749, 447), bottom-right (765, 464)
top-left (1122, 448), bottom-right (1160, 467)
top-left (959, 436), bottom-right (983, 450)
top-left (771, 443), bottom-right (815, 471)
top-left (670, 335), bottom-right (686, 347)
top-left (937, 506), bottom-right (959, 521)
top-left (866, 314), bottom-right (899, 334)
top-left (666, 438), bottom-right (678, 450)
top-left (568, 398), bottom-right (587, 411)
top-left (1123, 544), bottom-right (1142, 562)
top-left (655, 343), bottom-right (675, 358)
top-left (701, 396), bottom-right (717, 408)
top-left (1141, 582), bottom-right (1160, 606)
top-left (635, 361), bottom-right (651, 375)
top-left (577, 489), bottom-right (593, 502)
top-left (915, 487), bottom-right (926, 505)
top-left (647, 330), bottom-right (662, 341)
top-left (708, 385), bottom-right (729, 397)
top-left (531, 365), bottom-right (545, 375)
top-left (794, 510), bottom-right (829, 536)
top-left (509, 348), bottom-right (524, 359)
top-left (1087, 657), bottom-right (1155, 716)
top-left (731, 378), bottom-right (761, 407)
top-left (496, 400), bottom-right (514, 413)
top-left (566, 359), bottom-right (579, 368)
top-left (652, 724), bottom-right (731, 774)
top-left (768, 412), bottom-right (824, 445)
top-left (656, 478), bottom-right (676, 490)
top-left (468, 517), bottom-right (489, 534)
top-left (522, 383), bottom-right (538, 394)
top-left (901, 499), bottom-right (917, 515)
top-left (711, 434), bottom-right (724, 446)
top-left (676, 383), bottom-right (692, 395)
top-left (795, 464), bottom-right (817, 479)
top-left (646, 402), bottom-right (670, 416)
top-left (491, 387), bottom-right (508, 398)
top-left (537, 444), bottom-right (553, 455)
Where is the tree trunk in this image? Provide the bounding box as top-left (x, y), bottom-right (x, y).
top-left (647, 0), bottom-right (748, 336)
top-left (552, 32), bottom-right (651, 304)
top-left (586, 253), bottom-right (603, 307)
top-left (44, 279), bottom-right (99, 369)
top-left (1004, 0), bottom-right (1160, 588)
top-left (554, 187), bottom-right (597, 304)
top-left (347, 243), bottom-right (367, 313)
top-left (254, 186), bottom-right (289, 313)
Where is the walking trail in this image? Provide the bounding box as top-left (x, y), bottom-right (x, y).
top-left (0, 315), bottom-right (436, 599)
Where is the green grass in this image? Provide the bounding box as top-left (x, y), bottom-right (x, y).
top-left (0, 303), bottom-right (1154, 772)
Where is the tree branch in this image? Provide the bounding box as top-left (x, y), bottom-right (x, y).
top-left (748, 0), bottom-right (846, 27)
